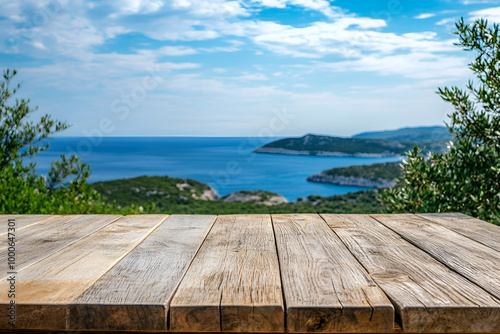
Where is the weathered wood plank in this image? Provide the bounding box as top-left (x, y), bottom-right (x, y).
top-left (0, 329), bottom-right (411, 334)
top-left (323, 214), bottom-right (500, 333)
top-left (0, 214), bottom-right (167, 331)
top-left (0, 215), bottom-right (55, 234)
top-left (0, 215), bottom-right (120, 278)
top-left (273, 214), bottom-right (394, 333)
top-left (170, 215), bottom-right (284, 333)
top-left (373, 214), bottom-right (500, 301)
top-left (68, 215), bottom-right (216, 331)
top-left (418, 213), bottom-right (500, 252)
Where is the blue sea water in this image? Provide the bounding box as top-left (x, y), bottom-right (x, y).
top-left (32, 137), bottom-right (402, 201)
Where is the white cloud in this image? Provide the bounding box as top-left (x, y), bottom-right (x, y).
top-left (462, 0), bottom-right (500, 4)
top-left (171, 0), bottom-right (249, 17)
top-left (31, 41), bottom-right (47, 49)
top-left (251, 0), bottom-right (342, 18)
top-left (2, 2), bottom-right (110, 60)
top-left (414, 13), bottom-right (436, 19)
top-left (0, 0), bottom-right (481, 138)
top-left (0, 0), bottom-right (461, 73)
top-left (127, 16), bottom-right (220, 41)
top-left (249, 20), bottom-right (453, 58)
top-left (436, 18), bottom-right (456, 26)
top-left (163, 62), bottom-right (201, 70)
top-left (233, 73), bottom-right (270, 80)
top-left (119, 0), bottom-right (164, 15)
top-left (105, 26), bottom-right (130, 39)
top-left (156, 46), bottom-right (198, 56)
top-left (470, 7), bottom-right (500, 22)
top-left (199, 40), bottom-right (244, 53)
top-left (8, 14), bottom-right (25, 22)
top-left (315, 52), bottom-right (469, 82)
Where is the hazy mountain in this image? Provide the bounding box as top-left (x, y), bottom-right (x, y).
top-left (353, 126), bottom-right (452, 142)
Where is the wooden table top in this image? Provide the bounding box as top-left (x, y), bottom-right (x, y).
top-left (1, 213), bottom-right (500, 333)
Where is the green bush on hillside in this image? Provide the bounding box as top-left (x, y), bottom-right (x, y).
top-left (382, 19), bottom-right (500, 224)
top-left (324, 162), bottom-right (402, 181)
top-left (0, 69), bottom-right (123, 214)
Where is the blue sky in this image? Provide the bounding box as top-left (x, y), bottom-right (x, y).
top-left (2, 0), bottom-right (500, 137)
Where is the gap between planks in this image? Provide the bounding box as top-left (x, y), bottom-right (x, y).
top-left (170, 214), bottom-right (284, 333)
top-left (271, 214), bottom-right (394, 333)
top-left (4, 214), bottom-right (500, 334)
top-left (323, 214), bottom-right (500, 333)
top-left (417, 213), bottom-right (500, 253)
top-left (1, 215), bottom-right (122, 281)
top-left (0, 215), bottom-right (168, 331)
top-left (372, 214), bottom-right (500, 302)
top-left (68, 215), bottom-right (217, 332)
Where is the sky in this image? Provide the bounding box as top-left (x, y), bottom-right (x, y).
top-left (1, 0), bottom-right (500, 137)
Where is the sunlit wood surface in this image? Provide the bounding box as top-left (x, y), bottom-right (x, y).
top-left (1, 213), bottom-right (500, 333)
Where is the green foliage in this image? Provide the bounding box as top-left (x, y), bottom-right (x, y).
top-left (382, 18), bottom-right (500, 224)
top-left (224, 190), bottom-right (278, 197)
top-left (261, 134), bottom-right (414, 155)
top-left (0, 159), bottom-right (116, 214)
top-left (324, 162), bottom-right (402, 181)
top-left (0, 69), bottom-right (69, 170)
top-left (0, 69), bottom-right (125, 214)
top-left (93, 174), bottom-right (384, 214)
top-left (221, 190), bottom-right (283, 204)
top-left (92, 175), bottom-right (216, 208)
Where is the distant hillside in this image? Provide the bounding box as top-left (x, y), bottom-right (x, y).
top-left (92, 176), bottom-right (385, 214)
top-left (308, 162), bottom-right (402, 188)
top-left (353, 126), bottom-right (452, 142)
top-left (222, 190), bottom-right (288, 206)
top-left (254, 134), bottom-right (414, 157)
top-left (92, 175), bottom-right (220, 208)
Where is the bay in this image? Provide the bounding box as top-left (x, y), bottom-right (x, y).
top-left (32, 137), bottom-right (402, 201)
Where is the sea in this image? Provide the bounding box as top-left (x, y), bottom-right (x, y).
top-left (31, 137), bottom-right (402, 202)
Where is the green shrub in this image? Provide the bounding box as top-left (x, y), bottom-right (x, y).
top-left (382, 19), bottom-right (500, 224)
top-left (0, 69), bottom-right (126, 214)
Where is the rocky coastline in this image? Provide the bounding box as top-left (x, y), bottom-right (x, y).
top-left (222, 191), bottom-right (288, 206)
top-left (253, 147), bottom-right (400, 158)
top-left (307, 172), bottom-right (397, 188)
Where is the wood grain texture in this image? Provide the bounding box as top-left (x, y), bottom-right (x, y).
top-left (68, 215), bottom-right (216, 331)
top-left (273, 214), bottom-right (394, 333)
top-left (0, 215), bottom-right (55, 234)
top-left (0, 214), bottom-right (167, 331)
top-left (418, 213), bottom-right (500, 252)
top-left (4, 213), bottom-right (500, 333)
top-left (373, 214), bottom-right (500, 301)
top-left (170, 215), bottom-right (284, 333)
top-left (0, 215), bottom-right (120, 278)
top-left (323, 214), bottom-right (500, 333)
top-left (0, 330), bottom-right (411, 334)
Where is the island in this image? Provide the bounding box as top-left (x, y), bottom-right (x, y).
top-left (253, 134), bottom-right (412, 157)
top-left (307, 162), bottom-right (402, 188)
top-left (254, 127), bottom-right (451, 157)
top-left (353, 126), bottom-right (452, 142)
